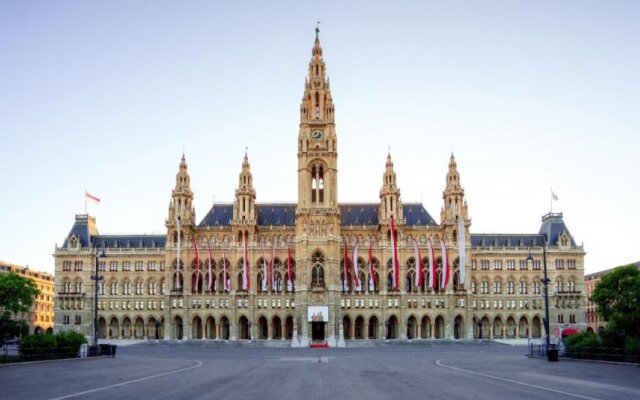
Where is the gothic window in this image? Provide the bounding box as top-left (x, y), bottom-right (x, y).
top-left (311, 251), bottom-right (324, 288)
top-left (507, 280), bottom-right (515, 294)
top-left (172, 272), bottom-right (184, 292)
top-left (520, 280), bottom-right (527, 294)
top-left (63, 279), bottom-right (71, 294)
top-left (315, 92), bottom-right (320, 118)
top-left (555, 279), bottom-right (564, 293)
top-left (74, 279), bottom-right (83, 294)
top-left (368, 257), bottom-right (380, 293)
top-left (471, 280), bottom-right (477, 294)
top-left (405, 257), bottom-right (416, 292)
top-left (135, 281), bottom-right (143, 295)
top-left (532, 281), bottom-right (541, 295)
top-left (568, 279), bottom-right (575, 292)
top-left (493, 280), bottom-right (502, 294)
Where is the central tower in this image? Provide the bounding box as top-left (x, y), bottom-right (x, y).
top-left (295, 28), bottom-right (341, 346)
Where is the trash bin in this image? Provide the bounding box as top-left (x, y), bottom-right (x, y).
top-left (87, 345), bottom-right (99, 357)
top-left (547, 346), bottom-right (559, 362)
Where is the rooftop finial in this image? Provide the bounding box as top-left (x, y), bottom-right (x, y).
top-left (316, 21), bottom-right (320, 38)
top-left (244, 146), bottom-right (248, 159)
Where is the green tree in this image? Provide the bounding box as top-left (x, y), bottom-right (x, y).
top-left (0, 271), bottom-right (41, 340)
top-left (590, 264), bottom-right (640, 339)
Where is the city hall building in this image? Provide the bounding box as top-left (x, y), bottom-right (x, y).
top-left (54, 31), bottom-right (586, 345)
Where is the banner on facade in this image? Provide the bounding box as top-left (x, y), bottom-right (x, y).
top-left (308, 306), bottom-right (329, 322)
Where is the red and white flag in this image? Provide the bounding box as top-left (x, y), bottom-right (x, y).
top-left (175, 216), bottom-right (181, 290)
top-left (207, 238), bottom-right (213, 291)
top-left (353, 239), bottom-right (360, 290)
top-left (413, 239), bottom-right (423, 288)
top-left (222, 245), bottom-right (230, 291)
top-left (261, 243), bottom-right (268, 291)
top-left (427, 239), bottom-right (436, 289)
top-left (343, 238), bottom-right (350, 290)
top-left (440, 239), bottom-right (450, 289)
top-left (242, 230), bottom-right (249, 290)
top-left (390, 216), bottom-right (400, 289)
top-left (193, 238), bottom-right (200, 292)
top-left (85, 191), bottom-right (100, 204)
top-left (458, 216), bottom-right (466, 285)
top-left (368, 242), bottom-right (376, 289)
top-left (287, 239), bottom-right (294, 291)
top-left (270, 242), bottom-right (276, 289)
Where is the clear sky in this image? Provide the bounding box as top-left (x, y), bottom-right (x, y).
top-left (1, 1), bottom-right (638, 275)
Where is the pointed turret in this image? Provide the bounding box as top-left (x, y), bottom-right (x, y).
top-left (379, 152), bottom-right (403, 224)
top-left (233, 150), bottom-right (257, 225)
top-left (299, 27), bottom-right (335, 125)
top-left (442, 153), bottom-right (468, 223)
top-left (167, 154), bottom-right (196, 227)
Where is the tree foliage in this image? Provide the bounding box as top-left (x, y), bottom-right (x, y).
top-left (590, 264), bottom-right (640, 338)
top-left (0, 271), bottom-right (40, 340)
top-left (0, 271), bottom-right (41, 316)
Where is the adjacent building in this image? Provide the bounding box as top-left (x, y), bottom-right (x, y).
top-left (54, 30), bottom-right (586, 344)
top-left (0, 260), bottom-right (55, 334)
top-left (585, 261), bottom-right (640, 333)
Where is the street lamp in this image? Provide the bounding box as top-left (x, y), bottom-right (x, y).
top-left (91, 247), bottom-right (107, 348)
top-left (527, 236), bottom-right (552, 361)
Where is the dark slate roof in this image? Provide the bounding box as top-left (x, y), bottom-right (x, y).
top-left (62, 216), bottom-right (92, 248)
top-left (93, 235), bottom-right (166, 249)
top-left (471, 234), bottom-right (545, 247)
top-left (199, 203), bottom-right (437, 227)
top-left (257, 204), bottom-right (296, 226)
top-left (199, 204), bottom-right (235, 227)
top-left (539, 213), bottom-right (577, 246)
top-left (62, 215), bottom-right (165, 249)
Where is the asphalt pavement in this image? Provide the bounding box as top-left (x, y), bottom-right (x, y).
top-left (1, 342), bottom-right (638, 400)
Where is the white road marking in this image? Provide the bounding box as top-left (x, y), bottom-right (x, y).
top-left (435, 359), bottom-right (603, 400)
top-left (48, 359), bottom-right (203, 400)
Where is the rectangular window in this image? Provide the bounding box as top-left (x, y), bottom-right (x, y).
top-left (109, 262), bottom-right (118, 271)
top-left (63, 315), bottom-right (70, 324)
top-left (481, 260), bottom-right (490, 270)
top-left (123, 262), bottom-right (131, 271)
top-left (567, 260), bottom-right (576, 270)
top-left (493, 260), bottom-right (502, 270)
top-left (62, 261), bottom-right (72, 271)
top-left (98, 261), bottom-right (106, 271)
top-left (159, 261), bottom-right (165, 271)
top-left (506, 260), bottom-right (515, 270)
top-left (74, 315), bottom-right (81, 325)
top-left (135, 261), bottom-right (144, 271)
top-left (532, 260), bottom-right (541, 270)
top-left (74, 261), bottom-right (83, 271)
top-left (148, 261), bottom-right (157, 271)
top-left (519, 260), bottom-right (527, 270)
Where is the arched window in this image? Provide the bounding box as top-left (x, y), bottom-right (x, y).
top-left (368, 257), bottom-right (380, 293)
top-left (311, 251), bottom-right (324, 288)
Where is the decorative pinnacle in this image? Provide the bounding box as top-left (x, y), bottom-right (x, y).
top-left (316, 21), bottom-right (320, 38)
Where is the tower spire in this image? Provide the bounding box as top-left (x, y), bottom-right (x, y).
top-left (379, 153), bottom-right (403, 223)
top-left (167, 154), bottom-right (195, 227)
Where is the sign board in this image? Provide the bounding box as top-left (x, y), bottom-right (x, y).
top-left (307, 306), bottom-right (329, 322)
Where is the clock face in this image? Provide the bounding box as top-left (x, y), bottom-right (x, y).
top-left (311, 130), bottom-right (324, 141)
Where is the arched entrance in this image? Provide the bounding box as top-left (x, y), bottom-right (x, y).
top-left (98, 317), bottom-right (107, 338)
top-left (343, 316), bottom-right (352, 340)
top-left (407, 316), bottom-right (417, 339)
top-left (206, 316), bottom-right (216, 339)
top-left (192, 316), bottom-right (203, 339)
top-left (494, 316), bottom-right (503, 338)
top-left (220, 316), bottom-right (230, 340)
top-left (434, 316), bottom-right (445, 339)
top-left (386, 316), bottom-right (398, 339)
top-left (272, 316), bottom-right (282, 339)
top-left (421, 316), bottom-right (431, 338)
top-left (147, 317), bottom-right (158, 339)
top-left (519, 316), bottom-right (529, 338)
top-left (122, 317), bottom-right (132, 338)
top-left (506, 316), bottom-right (516, 338)
top-left (134, 317), bottom-right (144, 339)
top-left (454, 315), bottom-right (463, 339)
top-left (238, 316), bottom-right (249, 340)
top-left (368, 316), bottom-right (378, 339)
top-left (480, 316), bottom-right (490, 339)
top-left (532, 316), bottom-right (542, 338)
top-left (354, 316), bottom-right (365, 339)
top-left (285, 316), bottom-right (293, 340)
top-left (258, 316), bottom-right (268, 339)
top-left (109, 317), bottom-right (119, 338)
top-left (175, 316), bottom-right (184, 340)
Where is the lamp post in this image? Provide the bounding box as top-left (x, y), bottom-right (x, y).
top-left (91, 247), bottom-right (106, 348)
top-left (527, 236), bottom-right (551, 360)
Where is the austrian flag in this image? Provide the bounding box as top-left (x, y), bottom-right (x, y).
top-left (85, 191), bottom-right (100, 204)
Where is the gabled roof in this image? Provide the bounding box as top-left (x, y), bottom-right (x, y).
top-left (198, 203), bottom-right (437, 227)
top-left (62, 216), bottom-right (92, 248)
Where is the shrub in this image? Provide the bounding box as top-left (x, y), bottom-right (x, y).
top-left (19, 332), bottom-right (86, 360)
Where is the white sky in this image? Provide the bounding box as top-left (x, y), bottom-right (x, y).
top-left (1, 1), bottom-right (638, 275)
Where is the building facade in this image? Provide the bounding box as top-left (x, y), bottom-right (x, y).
top-left (0, 261), bottom-right (55, 334)
top-left (54, 31), bottom-right (586, 344)
top-left (584, 262), bottom-right (640, 334)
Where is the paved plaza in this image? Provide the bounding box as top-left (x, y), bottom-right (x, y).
top-left (1, 342), bottom-right (638, 400)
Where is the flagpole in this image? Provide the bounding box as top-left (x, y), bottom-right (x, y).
top-left (84, 189), bottom-right (87, 214)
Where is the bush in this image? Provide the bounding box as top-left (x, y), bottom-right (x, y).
top-left (19, 332), bottom-right (86, 360)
